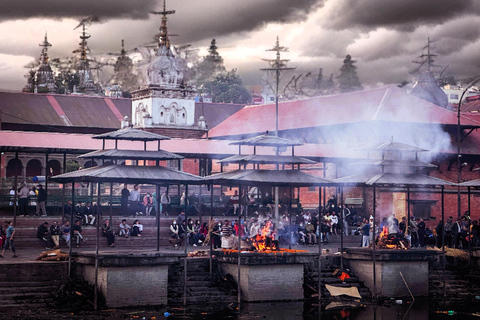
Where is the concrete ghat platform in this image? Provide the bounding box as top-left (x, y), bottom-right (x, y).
top-left (215, 250), bottom-right (318, 302)
top-left (75, 250), bottom-right (185, 308)
top-left (344, 247), bottom-right (442, 298)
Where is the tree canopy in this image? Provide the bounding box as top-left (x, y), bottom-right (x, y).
top-left (203, 70), bottom-right (251, 104)
top-left (338, 54), bottom-right (363, 93)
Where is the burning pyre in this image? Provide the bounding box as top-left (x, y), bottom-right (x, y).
top-left (373, 226), bottom-right (410, 250)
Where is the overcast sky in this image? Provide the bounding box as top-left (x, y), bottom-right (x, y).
top-left (1, 0), bottom-right (480, 91)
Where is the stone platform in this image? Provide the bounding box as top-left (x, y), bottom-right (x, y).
top-left (344, 247), bottom-right (442, 298)
top-left (215, 250), bottom-right (318, 302)
top-left (75, 250), bottom-right (185, 307)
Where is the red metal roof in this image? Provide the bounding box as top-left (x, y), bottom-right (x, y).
top-left (208, 85), bottom-right (480, 138)
top-left (0, 91), bottom-right (131, 130)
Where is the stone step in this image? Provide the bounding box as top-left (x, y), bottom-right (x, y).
top-left (0, 281), bottom-right (60, 287)
top-left (186, 281), bottom-right (211, 286)
top-left (0, 286), bottom-right (56, 294)
top-left (0, 292), bottom-right (52, 300)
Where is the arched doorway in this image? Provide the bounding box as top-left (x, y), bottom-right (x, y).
top-left (26, 159), bottom-right (42, 177)
top-left (6, 159), bottom-right (23, 177)
top-left (47, 160), bottom-right (61, 176)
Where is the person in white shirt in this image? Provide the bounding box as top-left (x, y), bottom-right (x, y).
top-left (161, 191), bottom-right (171, 216)
top-left (119, 219), bottom-right (131, 237)
top-left (129, 184), bottom-right (141, 216)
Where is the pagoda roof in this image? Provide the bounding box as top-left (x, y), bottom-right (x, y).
top-left (78, 149), bottom-right (183, 161)
top-left (93, 128), bottom-right (171, 141)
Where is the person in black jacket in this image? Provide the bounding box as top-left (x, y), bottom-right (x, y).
top-left (35, 184), bottom-right (48, 217)
top-left (37, 222), bottom-right (54, 249)
top-left (50, 221), bottom-right (61, 248)
top-left (102, 219), bottom-right (115, 247)
top-left (63, 200), bottom-right (73, 221)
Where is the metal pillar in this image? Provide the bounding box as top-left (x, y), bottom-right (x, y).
top-left (68, 182), bottom-right (75, 278)
top-left (13, 152), bottom-right (18, 225)
top-left (441, 186), bottom-right (446, 299)
top-left (468, 187), bottom-right (471, 251)
top-left (372, 186), bottom-right (377, 300)
top-left (209, 184), bottom-right (214, 276)
top-left (183, 185), bottom-right (188, 306)
top-left (156, 185), bottom-right (161, 251)
top-left (94, 182), bottom-right (101, 310)
top-left (407, 187), bottom-right (410, 236)
top-left (62, 154), bottom-right (66, 225)
top-left (289, 187), bottom-right (292, 250)
top-left (109, 183), bottom-right (113, 224)
top-left (340, 186), bottom-right (344, 271)
top-left (238, 185), bottom-right (243, 305)
top-left (45, 152), bottom-right (49, 202)
top-left (318, 185), bottom-right (322, 302)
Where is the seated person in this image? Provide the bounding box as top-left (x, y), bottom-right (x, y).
top-left (83, 202), bottom-right (96, 226)
top-left (37, 221), bottom-right (54, 249)
top-left (74, 202), bottom-right (84, 224)
top-left (50, 221), bottom-right (61, 249)
top-left (61, 221), bottom-right (71, 247)
top-left (73, 220), bottom-right (87, 247)
top-left (102, 219), bottom-right (115, 247)
top-left (119, 219), bottom-right (130, 237)
top-left (131, 219), bottom-right (143, 236)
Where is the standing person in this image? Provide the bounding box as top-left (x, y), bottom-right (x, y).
top-left (29, 186), bottom-right (37, 207)
top-left (0, 221), bottom-right (17, 258)
top-left (129, 184), bottom-right (141, 216)
top-left (121, 184), bottom-right (130, 216)
top-left (36, 184), bottom-right (47, 217)
top-left (102, 219), bottom-right (115, 247)
top-left (83, 202), bottom-right (95, 226)
top-left (161, 190), bottom-right (171, 216)
top-left (362, 222), bottom-right (371, 247)
top-left (9, 188), bottom-right (15, 206)
top-left (50, 221), bottom-right (60, 249)
top-left (409, 217), bottom-right (419, 247)
top-left (435, 220), bottom-right (444, 248)
top-left (211, 221), bottom-right (222, 249)
top-left (61, 221), bottom-right (71, 247)
top-left (331, 213), bottom-right (339, 235)
top-left (143, 193), bottom-right (153, 216)
top-left (63, 200), bottom-right (73, 221)
top-left (417, 218), bottom-right (427, 247)
top-left (230, 190), bottom-right (240, 216)
top-left (18, 182), bottom-right (29, 216)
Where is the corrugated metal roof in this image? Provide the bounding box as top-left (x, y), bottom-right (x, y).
top-left (0, 91), bottom-right (130, 130)
top-left (93, 128), bottom-right (171, 141)
top-left (459, 179), bottom-right (480, 187)
top-left (358, 141), bottom-right (427, 152)
top-left (333, 173), bottom-right (455, 187)
top-left (194, 102), bottom-right (245, 130)
top-left (50, 164), bottom-right (202, 184)
top-left (348, 159), bottom-right (437, 168)
top-left (78, 149), bottom-right (183, 160)
top-left (204, 169), bottom-right (332, 187)
top-left (230, 134), bottom-right (302, 147)
top-left (208, 85), bottom-right (480, 139)
top-left (217, 154), bottom-right (315, 165)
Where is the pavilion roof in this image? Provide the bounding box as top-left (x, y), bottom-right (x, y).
top-left (230, 134), bottom-right (302, 147)
top-left (78, 149), bottom-right (183, 161)
top-left (50, 164), bottom-right (202, 184)
top-left (217, 154), bottom-right (315, 165)
top-left (358, 141), bottom-right (427, 152)
top-left (348, 159), bottom-right (437, 169)
top-left (93, 127), bottom-right (171, 141)
top-left (333, 172), bottom-right (455, 187)
top-left (203, 169), bottom-right (332, 187)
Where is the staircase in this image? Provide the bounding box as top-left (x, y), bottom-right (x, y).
top-left (169, 258), bottom-right (237, 306)
top-left (429, 267), bottom-right (480, 303)
top-left (0, 262), bottom-right (66, 309)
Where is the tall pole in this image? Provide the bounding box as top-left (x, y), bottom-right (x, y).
top-left (156, 185), bottom-right (161, 251)
top-left (94, 182), bottom-right (101, 310)
top-left (457, 75), bottom-right (480, 218)
top-left (68, 182), bottom-right (75, 278)
top-left (183, 184), bottom-right (188, 306)
top-left (13, 152), bottom-right (18, 226)
top-left (209, 184), bottom-right (214, 277)
top-left (340, 186), bottom-right (344, 271)
top-left (441, 186), bottom-right (446, 300)
top-left (318, 185), bottom-right (322, 303)
top-left (238, 185), bottom-right (243, 306)
top-left (372, 186), bottom-right (377, 300)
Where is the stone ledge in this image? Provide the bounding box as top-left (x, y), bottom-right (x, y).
top-left (75, 250), bottom-right (186, 267)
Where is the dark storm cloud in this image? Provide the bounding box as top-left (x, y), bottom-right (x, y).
top-left (0, 0), bottom-right (158, 21)
top-left (169, 0), bottom-right (323, 43)
top-left (326, 0), bottom-right (479, 31)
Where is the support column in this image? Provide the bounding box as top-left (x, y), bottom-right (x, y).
top-left (442, 186), bottom-right (446, 299)
top-left (318, 185), bottom-right (322, 303)
top-left (68, 182), bottom-right (75, 278)
top-left (156, 185), bottom-right (160, 251)
top-left (13, 152), bottom-right (18, 225)
top-left (238, 185), bottom-right (243, 305)
top-left (94, 182), bottom-right (101, 310)
top-left (340, 186), bottom-right (344, 271)
top-left (183, 185), bottom-right (189, 306)
top-left (45, 153), bottom-right (49, 203)
top-left (372, 186), bottom-right (377, 300)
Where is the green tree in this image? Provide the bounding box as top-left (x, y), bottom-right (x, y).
top-left (203, 70), bottom-right (251, 104)
top-left (65, 159), bottom-right (80, 173)
top-left (194, 39), bottom-right (226, 88)
top-left (338, 54), bottom-right (363, 93)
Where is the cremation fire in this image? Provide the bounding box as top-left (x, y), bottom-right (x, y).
top-left (374, 226), bottom-right (410, 250)
top-left (250, 224), bottom-right (279, 251)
